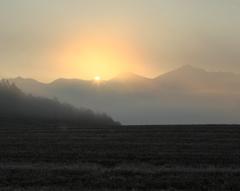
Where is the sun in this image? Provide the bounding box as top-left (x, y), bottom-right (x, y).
top-left (94, 76), bottom-right (100, 81)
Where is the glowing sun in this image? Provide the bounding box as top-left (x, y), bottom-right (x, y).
top-left (94, 76), bottom-right (100, 81)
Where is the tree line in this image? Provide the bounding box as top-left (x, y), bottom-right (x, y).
top-left (0, 79), bottom-right (121, 126)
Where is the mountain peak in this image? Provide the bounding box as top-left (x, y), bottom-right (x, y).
top-left (50, 78), bottom-right (87, 85)
top-left (179, 64), bottom-right (194, 69)
top-left (176, 65), bottom-right (205, 72)
top-left (15, 76), bottom-right (24, 80)
top-left (109, 72), bottom-right (150, 82)
top-left (153, 65), bottom-right (208, 83)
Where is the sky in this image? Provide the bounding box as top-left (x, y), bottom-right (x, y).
top-left (1, 0), bottom-right (240, 83)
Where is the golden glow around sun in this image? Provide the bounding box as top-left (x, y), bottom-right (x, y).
top-left (56, 31), bottom-right (149, 80)
top-left (94, 76), bottom-right (100, 80)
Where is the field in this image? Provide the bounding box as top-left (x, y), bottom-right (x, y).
top-left (0, 122), bottom-right (239, 190)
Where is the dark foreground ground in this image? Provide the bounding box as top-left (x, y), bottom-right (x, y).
top-left (0, 122), bottom-right (239, 190)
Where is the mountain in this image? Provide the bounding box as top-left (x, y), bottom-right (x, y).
top-left (109, 72), bottom-right (151, 84)
top-left (7, 65), bottom-right (240, 125)
top-left (154, 65), bottom-right (240, 93)
top-left (154, 65), bottom-right (207, 86)
top-left (9, 76), bottom-right (47, 95)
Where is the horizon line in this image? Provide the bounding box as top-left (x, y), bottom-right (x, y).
top-left (4, 64), bottom-right (240, 84)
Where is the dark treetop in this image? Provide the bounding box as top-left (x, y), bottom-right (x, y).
top-left (0, 79), bottom-right (121, 126)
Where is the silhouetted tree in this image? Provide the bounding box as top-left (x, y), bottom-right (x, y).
top-left (0, 79), bottom-right (121, 126)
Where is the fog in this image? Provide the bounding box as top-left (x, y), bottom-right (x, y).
top-left (8, 65), bottom-right (240, 125)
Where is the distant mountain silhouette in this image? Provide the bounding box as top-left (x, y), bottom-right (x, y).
top-left (109, 72), bottom-right (151, 84)
top-left (10, 76), bottom-right (47, 95)
top-left (7, 65), bottom-right (240, 124)
top-left (108, 72), bottom-right (154, 93)
top-left (154, 65), bottom-right (240, 92)
top-left (154, 65), bottom-right (207, 83)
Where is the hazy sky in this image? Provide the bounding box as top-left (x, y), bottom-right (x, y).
top-left (1, 0), bottom-right (240, 82)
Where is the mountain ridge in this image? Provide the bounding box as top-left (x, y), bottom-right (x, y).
top-left (7, 65), bottom-right (240, 84)
top-left (6, 65), bottom-right (240, 125)
top-left (109, 72), bottom-right (151, 82)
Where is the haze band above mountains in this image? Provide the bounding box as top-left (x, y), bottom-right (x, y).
top-left (8, 65), bottom-right (240, 125)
